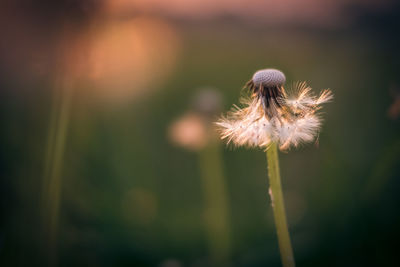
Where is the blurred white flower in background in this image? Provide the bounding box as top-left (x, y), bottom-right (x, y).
top-left (168, 88), bottom-right (223, 151)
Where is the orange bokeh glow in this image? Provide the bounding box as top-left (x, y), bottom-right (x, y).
top-left (55, 15), bottom-right (180, 104)
top-left (168, 113), bottom-right (209, 151)
top-left (85, 16), bottom-right (180, 103)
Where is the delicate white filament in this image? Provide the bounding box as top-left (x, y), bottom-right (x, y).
top-left (216, 82), bottom-right (332, 150)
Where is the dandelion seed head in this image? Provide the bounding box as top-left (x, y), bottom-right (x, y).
top-left (216, 68), bottom-right (333, 150)
top-left (252, 69), bottom-right (286, 87)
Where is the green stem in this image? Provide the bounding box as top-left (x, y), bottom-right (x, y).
top-left (41, 76), bottom-right (73, 266)
top-left (266, 143), bottom-right (295, 267)
top-left (199, 141), bottom-right (231, 265)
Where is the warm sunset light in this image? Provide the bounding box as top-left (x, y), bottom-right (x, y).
top-left (0, 0), bottom-right (399, 266)
top-left (86, 16), bottom-right (180, 103)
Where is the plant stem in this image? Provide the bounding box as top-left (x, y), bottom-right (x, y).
top-left (41, 76), bottom-right (73, 266)
top-left (266, 143), bottom-right (295, 267)
top-left (199, 141), bottom-right (231, 265)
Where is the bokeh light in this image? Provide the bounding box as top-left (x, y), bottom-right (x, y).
top-left (85, 16), bottom-right (180, 103)
top-left (0, 0), bottom-right (399, 266)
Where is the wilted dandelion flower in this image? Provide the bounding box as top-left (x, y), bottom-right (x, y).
top-left (169, 88), bottom-right (223, 151)
top-left (168, 89), bottom-right (231, 265)
top-left (217, 69), bottom-right (333, 150)
top-left (168, 113), bottom-right (209, 151)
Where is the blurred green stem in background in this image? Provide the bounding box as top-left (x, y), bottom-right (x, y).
top-left (266, 143), bottom-right (295, 267)
top-left (198, 140), bottom-right (231, 265)
top-left (41, 76), bottom-right (73, 266)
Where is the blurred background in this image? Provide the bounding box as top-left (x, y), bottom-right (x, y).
top-left (0, 0), bottom-right (400, 266)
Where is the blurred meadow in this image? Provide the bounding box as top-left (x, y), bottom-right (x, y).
top-left (1, 0), bottom-right (400, 266)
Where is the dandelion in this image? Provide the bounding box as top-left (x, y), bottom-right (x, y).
top-left (217, 69), bottom-right (332, 150)
top-left (168, 88), bottom-right (231, 265)
top-left (216, 69), bottom-right (332, 267)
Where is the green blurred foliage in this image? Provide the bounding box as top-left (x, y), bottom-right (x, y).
top-left (1, 7), bottom-right (400, 267)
